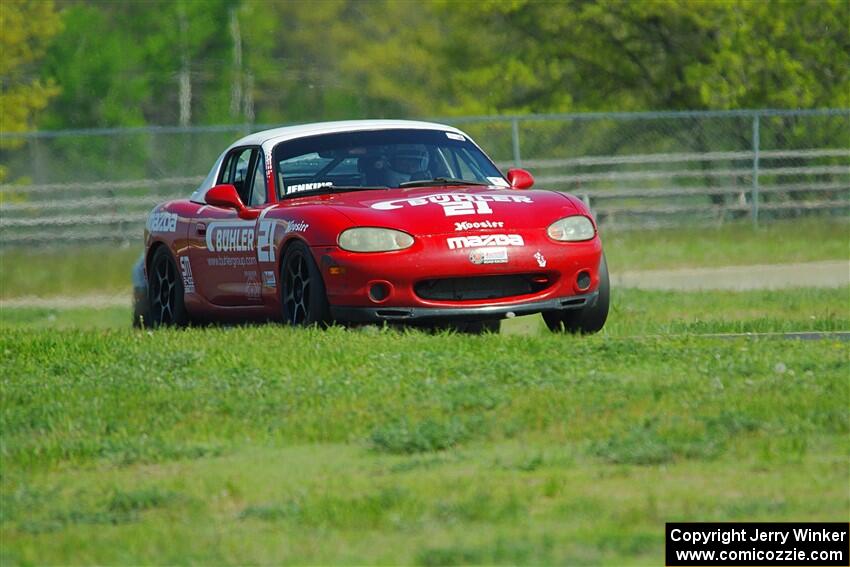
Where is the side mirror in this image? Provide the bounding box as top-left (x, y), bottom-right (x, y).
top-left (506, 168), bottom-right (534, 190)
top-left (205, 184), bottom-right (258, 219)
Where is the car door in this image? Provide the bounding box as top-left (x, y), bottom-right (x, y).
top-left (189, 146), bottom-right (268, 307)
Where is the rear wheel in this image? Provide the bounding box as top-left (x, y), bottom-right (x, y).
top-left (147, 247), bottom-right (188, 327)
top-left (280, 241), bottom-right (330, 326)
top-left (544, 254), bottom-right (609, 334)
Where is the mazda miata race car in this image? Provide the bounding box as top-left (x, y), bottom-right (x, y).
top-left (133, 120), bottom-right (608, 333)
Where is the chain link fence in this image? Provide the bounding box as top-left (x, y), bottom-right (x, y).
top-left (1, 109), bottom-right (848, 246)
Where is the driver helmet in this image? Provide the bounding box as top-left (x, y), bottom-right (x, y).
top-left (384, 145), bottom-right (429, 186)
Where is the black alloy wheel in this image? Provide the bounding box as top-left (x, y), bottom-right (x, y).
top-left (281, 241), bottom-right (330, 326)
top-left (147, 247), bottom-right (188, 327)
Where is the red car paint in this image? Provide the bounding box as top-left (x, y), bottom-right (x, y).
top-left (141, 121), bottom-right (605, 326)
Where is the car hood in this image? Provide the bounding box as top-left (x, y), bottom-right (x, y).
top-left (316, 185), bottom-right (579, 235)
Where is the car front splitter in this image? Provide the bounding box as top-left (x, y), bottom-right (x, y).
top-left (329, 291), bottom-right (599, 323)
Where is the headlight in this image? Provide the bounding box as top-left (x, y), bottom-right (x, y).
top-left (338, 227), bottom-right (414, 252)
top-left (547, 216), bottom-right (595, 241)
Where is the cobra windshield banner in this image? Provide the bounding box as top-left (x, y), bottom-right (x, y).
top-left (665, 522), bottom-right (849, 566)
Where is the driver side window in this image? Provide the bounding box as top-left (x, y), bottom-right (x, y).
top-left (220, 147), bottom-right (254, 205)
top-left (248, 152), bottom-right (267, 206)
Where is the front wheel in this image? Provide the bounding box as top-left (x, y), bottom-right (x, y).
top-left (544, 254), bottom-right (609, 334)
top-left (280, 241), bottom-right (330, 326)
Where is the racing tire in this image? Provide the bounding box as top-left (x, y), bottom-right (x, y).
top-left (280, 241), bottom-right (330, 326)
top-left (543, 254), bottom-right (609, 335)
top-left (147, 246), bottom-right (189, 328)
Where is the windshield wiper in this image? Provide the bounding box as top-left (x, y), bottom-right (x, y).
top-left (398, 177), bottom-right (490, 188)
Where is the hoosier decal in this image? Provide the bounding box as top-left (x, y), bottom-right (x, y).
top-left (283, 220), bottom-right (309, 233)
top-left (454, 220), bottom-right (505, 231)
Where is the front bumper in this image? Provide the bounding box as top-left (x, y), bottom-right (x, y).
top-left (315, 232), bottom-right (603, 320)
top-left (330, 290), bottom-right (598, 322)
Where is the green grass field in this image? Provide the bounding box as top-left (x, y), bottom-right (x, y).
top-left (2, 286), bottom-right (849, 565)
top-left (1, 219), bottom-right (848, 564)
top-left (2, 326), bottom-right (848, 564)
top-left (1, 218), bottom-right (847, 298)
top-left (2, 287), bottom-right (848, 336)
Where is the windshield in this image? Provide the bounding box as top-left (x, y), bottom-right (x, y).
top-left (273, 129), bottom-right (506, 198)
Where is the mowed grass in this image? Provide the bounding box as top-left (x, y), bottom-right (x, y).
top-left (602, 217), bottom-right (849, 271)
top-left (1, 324), bottom-right (848, 565)
top-left (0, 245), bottom-right (139, 299)
top-left (1, 220), bottom-right (848, 564)
top-left (2, 287), bottom-right (847, 336)
top-left (1, 217), bottom-right (847, 298)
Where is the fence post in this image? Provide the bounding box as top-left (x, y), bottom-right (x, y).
top-left (751, 112), bottom-right (760, 228)
top-left (511, 117), bottom-right (522, 167)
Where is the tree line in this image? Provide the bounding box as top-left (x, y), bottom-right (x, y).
top-left (2, 0), bottom-right (849, 135)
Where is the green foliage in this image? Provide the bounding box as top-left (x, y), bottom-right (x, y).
top-left (0, 0), bottom-right (62, 179)
top-left (37, 5), bottom-right (148, 129)
top-left (412, 0), bottom-right (849, 114)
top-left (687, 0), bottom-right (850, 109)
top-left (39, 1), bottom-right (235, 128)
top-left (0, 0), bottom-right (63, 131)
top-left (23, 0), bottom-right (850, 131)
top-left (468, 0), bottom-right (846, 112)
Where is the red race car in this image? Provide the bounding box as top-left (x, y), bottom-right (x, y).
top-left (133, 120), bottom-right (608, 333)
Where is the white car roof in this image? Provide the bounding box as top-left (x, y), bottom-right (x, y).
top-left (191, 120), bottom-right (476, 203)
top-left (230, 119), bottom-right (466, 153)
